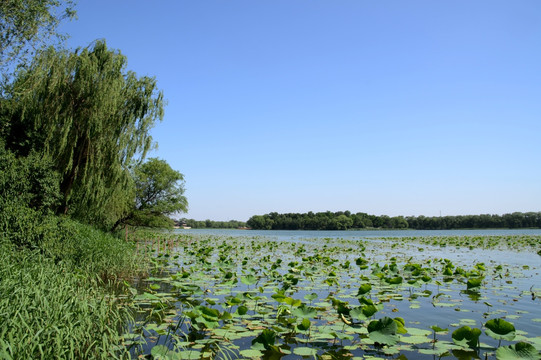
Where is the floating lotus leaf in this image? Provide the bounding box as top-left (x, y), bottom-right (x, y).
top-left (251, 329), bottom-right (277, 349)
top-left (485, 318), bottom-right (516, 341)
top-left (358, 283), bottom-right (372, 295)
top-left (496, 342), bottom-right (541, 360)
top-left (239, 349), bottom-right (264, 358)
top-left (304, 292), bottom-right (318, 301)
top-left (293, 346), bottom-right (318, 356)
top-left (385, 276), bottom-right (403, 285)
top-left (236, 305), bottom-right (248, 316)
top-left (297, 317), bottom-right (311, 331)
top-left (367, 317), bottom-right (399, 346)
top-left (241, 274), bottom-right (257, 286)
top-left (151, 345), bottom-right (175, 359)
top-left (452, 326), bottom-right (481, 349)
top-left (466, 277), bottom-right (483, 289)
top-left (291, 305), bottom-right (317, 318)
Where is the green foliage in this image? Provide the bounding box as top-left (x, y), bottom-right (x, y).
top-left (367, 317), bottom-right (400, 345)
top-left (123, 157), bottom-right (187, 229)
top-left (0, 144), bottom-right (61, 247)
top-left (246, 211), bottom-right (541, 230)
top-left (3, 40), bottom-right (164, 229)
top-left (495, 342), bottom-right (541, 360)
top-left (452, 326), bottom-right (482, 349)
top-left (0, 241), bottom-right (131, 359)
top-left (178, 218), bottom-right (247, 229)
top-left (0, 0), bottom-right (76, 73)
top-left (485, 318), bottom-right (516, 341)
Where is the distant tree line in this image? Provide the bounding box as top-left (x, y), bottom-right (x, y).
top-left (177, 218), bottom-right (247, 229)
top-left (246, 211), bottom-right (541, 230)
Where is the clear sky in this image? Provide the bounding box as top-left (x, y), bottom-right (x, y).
top-left (59, 1), bottom-right (541, 221)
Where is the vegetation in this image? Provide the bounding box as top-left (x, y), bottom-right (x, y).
top-left (0, 0), bottom-right (76, 76)
top-left (112, 158), bottom-right (188, 231)
top-left (0, 1), bottom-right (187, 357)
top-left (122, 231), bottom-right (541, 359)
top-left (247, 211), bottom-right (541, 230)
top-left (177, 218), bottom-right (247, 229)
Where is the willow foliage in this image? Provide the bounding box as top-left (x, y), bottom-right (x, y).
top-left (3, 40), bottom-right (164, 228)
top-left (0, 0), bottom-right (76, 76)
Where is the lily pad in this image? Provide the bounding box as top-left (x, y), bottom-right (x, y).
top-left (485, 318), bottom-right (516, 341)
top-left (496, 342), bottom-right (541, 360)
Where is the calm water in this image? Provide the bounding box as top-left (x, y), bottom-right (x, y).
top-left (129, 228), bottom-right (541, 359)
top-left (174, 227), bottom-right (541, 240)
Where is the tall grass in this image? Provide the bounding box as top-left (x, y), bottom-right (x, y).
top-left (0, 218), bottom-right (148, 359)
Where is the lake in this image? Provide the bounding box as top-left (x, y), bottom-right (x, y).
top-left (125, 228), bottom-right (541, 359)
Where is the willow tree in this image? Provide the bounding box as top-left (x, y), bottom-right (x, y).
top-left (0, 0), bottom-right (76, 76)
top-left (2, 40), bottom-right (164, 228)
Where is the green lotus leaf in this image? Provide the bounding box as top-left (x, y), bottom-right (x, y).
top-left (431, 325), bottom-right (449, 333)
top-left (297, 318), bottom-right (311, 331)
top-left (358, 283), bottom-right (372, 295)
top-left (350, 306), bottom-right (367, 320)
top-left (284, 297), bottom-right (302, 307)
top-left (452, 326), bottom-right (481, 349)
top-left (368, 317), bottom-right (399, 345)
top-left (241, 274), bottom-right (257, 286)
top-left (236, 305), bottom-right (248, 316)
top-left (291, 305), bottom-right (317, 318)
top-left (151, 345), bottom-right (175, 359)
top-left (198, 305), bottom-right (220, 319)
top-left (495, 342), bottom-right (541, 360)
top-left (485, 318), bottom-right (516, 341)
top-left (239, 349), bottom-right (264, 358)
top-left (385, 276), bottom-right (403, 285)
top-left (466, 277), bottom-right (483, 289)
top-left (252, 329), bottom-right (277, 349)
top-left (293, 346), bottom-right (318, 357)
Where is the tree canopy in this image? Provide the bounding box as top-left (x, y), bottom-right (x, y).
top-left (246, 211), bottom-right (541, 230)
top-left (2, 40), bottom-right (166, 229)
top-left (0, 0), bottom-right (76, 75)
top-left (112, 158), bottom-right (188, 230)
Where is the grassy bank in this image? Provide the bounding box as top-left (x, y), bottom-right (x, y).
top-left (0, 218), bottom-right (147, 359)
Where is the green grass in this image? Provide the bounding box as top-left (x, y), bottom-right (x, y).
top-left (0, 218), bottom-right (148, 359)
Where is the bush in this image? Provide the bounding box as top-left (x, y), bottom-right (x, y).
top-left (0, 145), bottom-right (60, 248)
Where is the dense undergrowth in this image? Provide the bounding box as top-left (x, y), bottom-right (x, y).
top-left (0, 129), bottom-right (151, 358)
top-left (0, 217), bottom-right (146, 359)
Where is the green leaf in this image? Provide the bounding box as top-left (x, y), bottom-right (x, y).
top-left (291, 305), bottom-right (317, 318)
top-left (466, 277), bottom-right (483, 289)
top-left (297, 318), bottom-right (311, 331)
top-left (151, 345), bottom-right (175, 359)
top-left (236, 305), bottom-right (248, 316)
top-left (385, 276), bottom-right (403, 285)
top-left (357, 283), bottom-right (372, 295)
top-left (241, 274), bottom-right (257, 286)
top-left (485, 318), bottom-right (516, 341)
top-left (304, 292), bottom-right (318, 301)
top-left (431, 325), bottom-right (449, 333)
top-left (368, 317), bottom-right (399, 345)
top-left (452, 326), bottom-right (481, 349)
top-left (284, 297), bottom-right (302, 307)
top-left (495, 342), bottom-right (541, 360)
top-left (252, 329), bottom-right (277, 349)
top-left (239, 349), bottom-right (264, 358)
top-left (293, 347), bottom-right (318, 356)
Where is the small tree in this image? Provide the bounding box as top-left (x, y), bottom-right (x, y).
top-left (112, 158), bottom-right (188, 230)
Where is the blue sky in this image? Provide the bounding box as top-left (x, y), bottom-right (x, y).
top-left (60, 1), bottom-right (541, 221)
